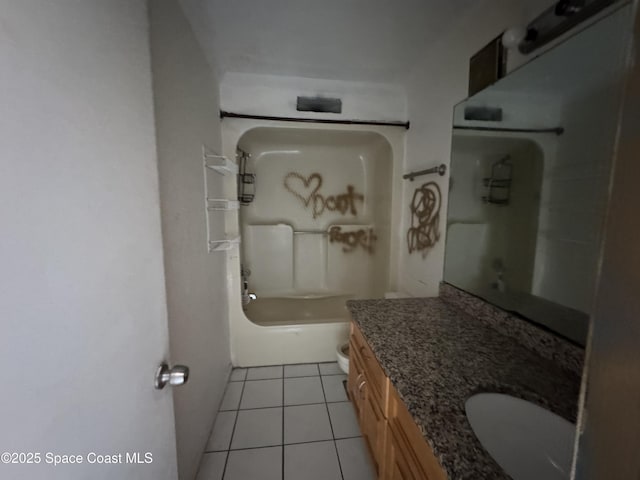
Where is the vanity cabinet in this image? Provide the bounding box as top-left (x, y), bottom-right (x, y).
top-left (385, 386), bottom-right (448, 480)
top-left (348, 321), bottom-right (447, 480)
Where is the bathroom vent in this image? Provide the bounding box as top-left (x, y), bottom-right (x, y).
top-left (464, 106), bottom-right (503, 122)
top-left (296, 96), bottom-right (342, 114)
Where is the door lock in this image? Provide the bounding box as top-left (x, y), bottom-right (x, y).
top-left (155, 363), bottom-right (189, 389)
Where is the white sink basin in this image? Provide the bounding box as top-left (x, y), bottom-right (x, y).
top-left (465, 393), bottom-right (576, 480)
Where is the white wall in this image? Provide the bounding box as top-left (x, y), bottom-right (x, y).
top-left (399, 0), bottom-right (531, 297)
top-left (191, 0), bottom-right (481, 84)
top-left (216, 1), bottom-right (557, 298)
top-left (0, 1), bottom-right (178, 478)
top-left (220, 72), bottom-right (407, 122)
top-left (149, 2), bottom-right (231, 479)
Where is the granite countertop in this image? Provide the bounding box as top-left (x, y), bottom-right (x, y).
top-left (346, 297), bottom-right (582, 480)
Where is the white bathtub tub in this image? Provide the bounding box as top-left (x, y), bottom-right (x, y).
top-left (243, 294), bottom-right (353, 326)
top-left (222, 119), bottom-right (405, 366)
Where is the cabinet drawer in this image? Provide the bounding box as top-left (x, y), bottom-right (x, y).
top-left (350, 322), bottom-right (388, 408)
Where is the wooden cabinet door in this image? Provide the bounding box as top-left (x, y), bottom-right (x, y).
top-left (386, 389), bottom-right (447, 480)
top-left (349, 321), bottom-right (447, 480)
top-left (383, 428), bottom-right (417, 480)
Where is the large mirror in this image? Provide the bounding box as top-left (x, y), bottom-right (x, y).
top-left (444, 4), bottom-right (631, 345)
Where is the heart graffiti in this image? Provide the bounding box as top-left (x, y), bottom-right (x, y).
top-left (283, 172), bottom-right (323, 207)
top-left (283, 172), bottom-right (364, 219)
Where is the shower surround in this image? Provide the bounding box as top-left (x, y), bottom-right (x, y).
top-left (222, 120), bottom-right (404, 365)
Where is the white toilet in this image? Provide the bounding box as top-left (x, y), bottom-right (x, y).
top-left (336, 342), bottom-right (349, 374)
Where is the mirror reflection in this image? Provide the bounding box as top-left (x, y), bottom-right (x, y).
top-left (445, 5), bottom-right (631, 345)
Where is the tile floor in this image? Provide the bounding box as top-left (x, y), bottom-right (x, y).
top-left (196, 363), bottom-right (376, 480)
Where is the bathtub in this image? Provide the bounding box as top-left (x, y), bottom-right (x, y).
top-left (221, 119), bottom-right (405, 366)
top-left (243, 294), bottom-right (353, 326)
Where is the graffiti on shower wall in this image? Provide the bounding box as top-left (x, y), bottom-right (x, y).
top-left (407, 181), bottom-right (441, 257)
top-left (284, 172), bottom-right (364, 219)
top-left (329, 226), bottom-right (377, 254)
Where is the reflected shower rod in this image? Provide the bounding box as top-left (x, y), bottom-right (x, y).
top-left (403, 164), bottom-right (447, 181)
top-left (454, 125), bottom-right (564, 135)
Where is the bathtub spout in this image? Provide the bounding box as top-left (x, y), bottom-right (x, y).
top-left (242, 292), bottom-right (257, 307)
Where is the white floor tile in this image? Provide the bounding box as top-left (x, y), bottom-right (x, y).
top-left (284, 404), bottom-right (333, 444)
top-left (231, 408), bottom-right (282, 450)
top-left (319, 362), bottom-right (343, 375)
top-left (220, 382), bottom-right (244, 411)
top-left (206, 411), bottom-right (237, 452)
top-left (196, 452), bottom-right (227, 480)
top-left (328, 402), bottom-right (361, 439)
top-left (322, 374), bottom-right (348, 402)
top-left (284, 441), bottom-right (342, 480)
top-left (246, 365), bottom-right (283, 380)
top-left (229, 368), bottom-right (247, 381)
top-left (224, 447), bottom-right (282, 480)
top-left (240, 379), bottom-right (283, 409)
top-left (284, 363), bottom-right (319, 378)
top-left (198, 364), bottom-right (378, 480)
top-left (336, 437), bottom-right (376, 480)
top-left (284, 376), bottom-right (325, 405)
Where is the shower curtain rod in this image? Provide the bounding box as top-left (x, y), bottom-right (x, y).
top-left (454, 125), bottom-right (564, 135)
top-left (220, 111), bottom-right (410, 129)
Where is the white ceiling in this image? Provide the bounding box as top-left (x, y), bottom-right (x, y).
top-left (181, 0), bottom-right (478, 84)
